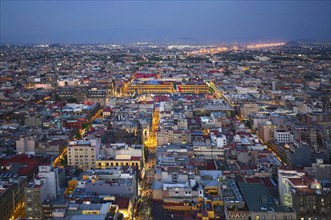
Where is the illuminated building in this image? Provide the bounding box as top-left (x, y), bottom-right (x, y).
top-left (96, 155), bottom-right (142, 170)
top-left (278, 169), bottom-right (328, 220)
top-left (123, 79), bottom-right (210, 95)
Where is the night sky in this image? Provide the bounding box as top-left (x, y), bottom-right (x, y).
top-left (1, 1), bottom-right (330, 44)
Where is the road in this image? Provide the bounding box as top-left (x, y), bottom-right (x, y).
top-left (53, 108), bottom-right (102, 168)
top-left (135, 107), bottom-right (160, 219)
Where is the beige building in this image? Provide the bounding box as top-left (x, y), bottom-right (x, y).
top-left (240, 102), bottom-right (259, 119)
top-left (16, 135), bottom-right (36, 155)
top-left (67, 139), bottom-right (101, 170)
top-left (157, 130), bottom-right (190, 145)
top-left (258, 121), bottom-right (276, 143)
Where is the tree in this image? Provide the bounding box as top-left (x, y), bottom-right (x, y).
top-left (54, 93), bottom-right (61, 102)
top-left (67, 97), bottom-right (77, 103)
top-left (60, 155), bottom-right (68, 166)
top-left (242, 120), bottom-right (253, 129)
top-left (75, 133), bottom-right (82, 139)
top-left (82, 123), bottom-right (90, 130)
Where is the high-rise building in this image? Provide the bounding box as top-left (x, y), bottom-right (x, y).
top-left (25, 164), bottom-right (61, 219)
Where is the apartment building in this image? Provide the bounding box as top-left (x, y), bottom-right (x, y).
top-left (67, 138), bottom-right (101, 170)
top-left (274, 129), bottom-right (294, 143)
top-left (258, 121), bottom-right (276, 143)
top-left (25, 164), bottom-right (61, 219)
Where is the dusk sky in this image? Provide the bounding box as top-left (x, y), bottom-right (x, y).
top-left (1, 1), bottom-right (330, 44)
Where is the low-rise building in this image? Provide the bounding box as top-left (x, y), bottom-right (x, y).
top-left (67, 138), bottom-right (101, 170)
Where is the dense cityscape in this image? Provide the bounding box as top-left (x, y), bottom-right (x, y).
top-left (0, 41), bottom-right (330, 220)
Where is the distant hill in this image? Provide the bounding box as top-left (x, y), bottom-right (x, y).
top-left (49, 44), bottom-right (62, 48)
top-left (286, 41), bottom-right (300, 47)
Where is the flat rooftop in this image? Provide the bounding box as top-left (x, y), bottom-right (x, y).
top-left (238, 182), bottom-right (294, 213)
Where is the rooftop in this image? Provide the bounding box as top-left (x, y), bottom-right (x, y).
top-left (239, 182), bottom-right (295, 213)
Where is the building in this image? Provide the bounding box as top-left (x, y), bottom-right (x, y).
top-left (102, 107), bottom-right (112, 118)
top-left (269, 141), bottom-right (312, 168)
top-left (67, 138), bottom-right (101, 170)
top-left (240, 102), bottom-right (259, 119)
top-left (41, 197), bottom-right (68, 219)
top-left (291, 187), bottom-right (331, 220)
top-left (239, 182), bottom-right (296, 220)
top-left (278, 169), bottom-right (321, 208)
top-left (25, 164), bottom-right (61, 219)
top-left (0, 176), bottom-right (26, 220)
top-left (304, 160), bottom-right (331, 181)
top-left (68, 167), bottom-right (138, 220)
top-left (96, 155), bottom-right (142, 170)
top-left (25, 179), bottom-right (48, 219)
top-left (258, 121), bottom-right (276, 143)
top-left (124, 79), bottom-right (210, 95)
top-left (57, 78), bottom-right (79, 87)
top-left (274, 129), bottom-right (293, 143)
top-left (85, 88), bottom-right (112, 107)
top-left (50, 203), bottom-right (118, 220)
top-left (222, 178), bottom-right (249, 220)
top-left (16, 135), bottom-right (36, 155)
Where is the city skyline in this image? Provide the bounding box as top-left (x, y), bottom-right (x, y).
top-left (1, 0), bottom-right (330, 44)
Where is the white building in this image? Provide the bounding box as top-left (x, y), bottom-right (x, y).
top-left (37, 164), bottom-right (60, 198)
top-left (210, 131), bottom-right (227, 148)
top-left (274, 129), bottom-right (293, 143)
top-left (101, 143), bottom-right (142, 157)
top-left (25, 164), bottom-right (61, 219)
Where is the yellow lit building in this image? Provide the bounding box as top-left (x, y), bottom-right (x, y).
top-left (124, 80), bottom-right (211, 95)
top-left (96, 155), bottom-right (142, 170)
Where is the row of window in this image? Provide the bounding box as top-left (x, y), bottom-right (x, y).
top-left (97, 162), bottom-right (139, 166)
top-left (69, 148), bottom-right (95, 151)
top-left (256, 216), bottom-right (293, 220)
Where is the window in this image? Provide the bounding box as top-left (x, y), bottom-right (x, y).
top-left (256, 216), bottom-right (260, 220)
